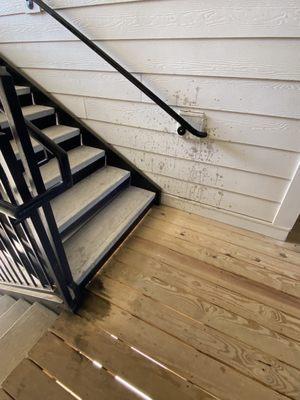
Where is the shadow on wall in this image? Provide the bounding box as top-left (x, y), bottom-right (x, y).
top-left (287, 215), bottom-right (300, 244)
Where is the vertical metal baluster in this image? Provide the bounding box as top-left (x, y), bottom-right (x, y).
top-left (0, 68), bottom-right (77, 308)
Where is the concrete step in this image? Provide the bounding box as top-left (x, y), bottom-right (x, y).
top-left (15, 86), bottom-right (30, 96)
top-left (64, 186), bottom-right (155, 284)
top-left (40, 145), bottom-right (105, 189)
top-left (0, 104), bottom-right (55, 130)
top-left (11, 124), bottom-right (80, 158)
top-left (0, 296), bottom-right (15, 318)
top-left (52, 166), bottom-right (130, 236)
top-left (0, 302), bottom-right (57, 384)
top-left (0, 299), bottom-right (31, 339)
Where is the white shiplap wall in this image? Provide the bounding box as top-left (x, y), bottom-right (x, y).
top-left (0, 0), bottom-right (299, 239)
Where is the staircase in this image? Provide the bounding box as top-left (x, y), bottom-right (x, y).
top-left (0, 61), bottom-right (160, 310)
top-left (0, 294), bottom-right (57, 385)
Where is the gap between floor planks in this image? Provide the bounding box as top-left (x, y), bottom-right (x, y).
top-left (139, 213), bottom-right (300, 299)
top-left (151, 206), bottom-right (300, 260)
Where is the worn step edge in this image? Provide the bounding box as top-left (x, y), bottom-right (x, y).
top-left (0, 299), bottom-right (31, 339)
top-left (41, 145), bottom-right (105, 189)
top-left (52, 166), bottom-right (130, 235)
top-left (12, 124), bottom-right (80, 158)
top-left (0, 295), bottom-right (16, 318)
top-left (0, 104), bottom-right (55, 130)
top-left (64, 186), bottom-right (155, 284)
top-left (15, 86), bottom-right (30, 96)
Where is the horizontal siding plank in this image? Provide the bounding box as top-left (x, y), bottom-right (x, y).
top-left (144, 172), bottom-right (279, 221)
top-left (114, 147), bottom-right (288, 202)
top-left (140, 74), bottom-right (300, 119)
top-left (2, 41), bottom-right (298, 117)
top-left (0, 21), bottom-right (299, 80)
top-left (23, 68), bottom-right (300, 152)
top-left (1, 0), bottom-right (300, 38)
top-left (82, 118), bottom-right (299, 179)
top-left (24, 68), bottom-right (142, 101)
top-left (0, 0), bottom-right (142, 17)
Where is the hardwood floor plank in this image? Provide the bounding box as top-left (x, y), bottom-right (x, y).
top-left (133, 223), bottom-right (300, 299)
top-left (126, 236), bottom-right (300, 319)
top-left (0, 389), bottom-right (13, 400)
top-left (2, 359), bottom-right (73, 400)
top-left (149, 211), bottom-right (300, 279)
top-left (29, 331), bottom-right (139, 400)
top-left (51, 311), bottom-right (214, 400)
top-left (116, 246), bottom-right (300, 342)
top-left (152, 206), bottom-right (300, 261)
top-left (80, 292), bottom-right (288, 400)
top-left (91, 272), bottom-right (300, 399)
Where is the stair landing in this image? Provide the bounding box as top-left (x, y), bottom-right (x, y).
top-left (2, 205), bottom-right (300, 400)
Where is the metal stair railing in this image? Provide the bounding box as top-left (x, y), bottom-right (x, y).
top-left (0, 67), bottom-right (78, 309)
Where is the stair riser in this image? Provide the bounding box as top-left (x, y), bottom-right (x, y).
top-left (30, 113), bottom-right (57, 130)
top-left (71, 156), bottom-right (106, 186)
top-left (61, 176), bottom-right (131, 240)
top-left (46, 134), bottom-right (81, 158)
top-left (0, 93), bottom-right (32, 108)
top-left (14, 134), bottom-right (81, 170)
top-left (44, 155), bottom-right (106, 190)
top-left (17, 93), bottom-right (33, 107)
top-left (1, 114), bottom-right (57, 139)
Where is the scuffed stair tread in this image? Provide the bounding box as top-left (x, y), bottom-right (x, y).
top-left (64, 186), bottom-right (155, 284)
top-left (0, 296), bottom-right (15, 317)
top-left (0, 299), bottom-right (30, 338)
top-left (40, 145), bottom-right (105, 188)
top-left (15, 86), bottom-right (30, 96)
top-left (52, 166), bottom-right (130, 234)
top-left (0, 302), bottom-right (57, 384)
top-left (0, 104), bottom-right (55, 129)
top-left (11, 124), bottom-right (80, 156)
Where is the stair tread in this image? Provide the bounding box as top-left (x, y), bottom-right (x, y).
top-left (11, 124), bottom-right (80, 156)
top-left (40, 145), bottom-right (105, 188)
top-left (0, 302), bottom-right (57, 385)
top-left (15, 85), bottom-right (30, 96)
top-left (0, 299), bottom-right (31, 339)
top-left (0, 295), bottom-right (15, 318)
top-left (52, 166), bottom-right (130, 234)
top-left (64, 186), bottom-right (155, 284)
top-left (0, 104), bottom-right (55, 129)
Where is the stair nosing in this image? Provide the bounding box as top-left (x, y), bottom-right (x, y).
top-left (55, 167), bottom-right (130, 234)
top-left (42, 146), bottom-right (105, 189)
top-left (13, 125), bottom-right (80, 158)
top-left (64, 187), bottom-right (155, 284)
top-left (0, 105), bottom-right (55, 130)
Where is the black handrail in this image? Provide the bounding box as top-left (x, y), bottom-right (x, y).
top-left (32, 0), bottom-right (207, 139)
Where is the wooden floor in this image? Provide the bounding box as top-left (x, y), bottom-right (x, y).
top-left (2, 206), bottom-right (300, 400)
